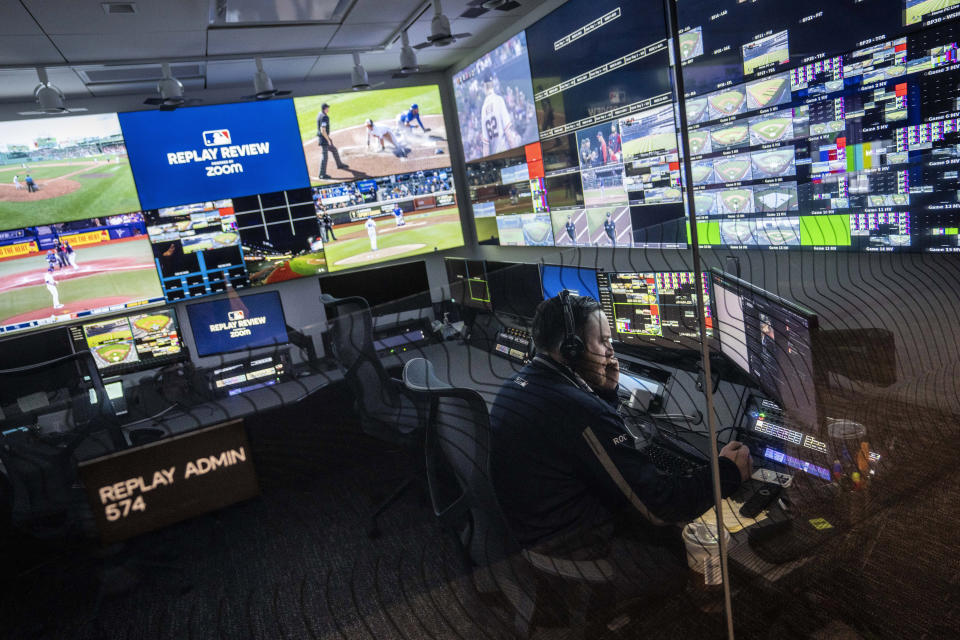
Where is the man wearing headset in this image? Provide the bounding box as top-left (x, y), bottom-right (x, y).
top-left (489, 292), bottom-right (752, 597)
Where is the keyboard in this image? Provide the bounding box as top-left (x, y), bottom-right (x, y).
top-left (644, 442), bottom-right (703, 476)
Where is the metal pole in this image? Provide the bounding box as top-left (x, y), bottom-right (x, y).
top-left (663, 1), bottom-right (735, 638)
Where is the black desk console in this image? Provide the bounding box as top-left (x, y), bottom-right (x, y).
top-left (372, 318), bottom-right (434, 356)
top-left (493, 327), bottom-right (533, 363)
top-left (205, 351), bottom-right (292, 398)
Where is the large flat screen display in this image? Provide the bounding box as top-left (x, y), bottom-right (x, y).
top-left (311, 168), bottom-right (462, 272)
top-left (186, 290), bottom-right (289, 357)
top-left (119, 100), bottom-right (310, 210)
top-left (679, 0), bottom-right (960, 252)
top-left (293, 85), bottom-right (452, 186)
top-left (0, 113), bottom-right (141, 228)
top-left (0, 213), bottom-right (165, 335)
top-left (453, 32), bottom-right (539, 162)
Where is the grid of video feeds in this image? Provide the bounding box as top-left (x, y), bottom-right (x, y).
top-left (678, 0), bottom-right (960, 251)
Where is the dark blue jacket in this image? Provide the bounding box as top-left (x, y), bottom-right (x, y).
top-left (490, 355), bottom-right (741, 548)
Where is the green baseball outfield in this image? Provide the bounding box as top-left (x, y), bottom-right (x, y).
top-left (293, 86), bottom-right (449, 185)
top-left (621, 132), bottom-right (677, 160)
top-left (323, 207), bottom-right (463, 271)
top-left (0, 156), bottom-right (140, 229)
top-left (0, 239), bottom-right (161, 327)
top-left (906, 0), bottom-right (960, 25)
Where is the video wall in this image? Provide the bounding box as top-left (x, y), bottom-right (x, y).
top-left (454, 0), bottom-right (960, 253)
top-left (0, 85), bottom-right (464, 336)
top-left (456, 0), bottom-right (686, 249)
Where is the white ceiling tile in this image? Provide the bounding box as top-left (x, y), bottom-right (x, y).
top-left (206, 56), bottom-right (317, 88)
top-left (327, 24), bottom-right (398, 49)
top-left (342, 0), bottom-right (424, 25)
top-left (0, 2), bottom-right (45, 36)
top-left (21, 0), bottom-right (208, 35)
top-left (207, 24), bottom-right (339, 55)
top-left (0, 36), bottom-right (66, 65)
top-left (50, 31), bottom-right (206, 62)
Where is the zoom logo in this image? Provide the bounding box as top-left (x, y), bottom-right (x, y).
top-left (203, 129), bottom-right (232, 146)
top-left (228, 310), bottom-right (245, 321)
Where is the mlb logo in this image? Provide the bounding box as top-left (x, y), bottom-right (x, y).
top-left (228, 310), bottom-right (245, 321)
top-left (203, 129), bottom-right (232, 146)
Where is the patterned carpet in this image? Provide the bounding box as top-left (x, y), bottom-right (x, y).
top-left (0, 383), bottom-right (954, 639)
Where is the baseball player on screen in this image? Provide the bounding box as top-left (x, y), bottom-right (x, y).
top-left (608, 122), bottom-right (622, 162)
top-left (604, 211), bottom-right (617, 247)
top-left (397, 104), bottom-right (430, 132)
top-left (365, 216), bottom-right (378, 251)
top-left (392, 204), bottom-right (406, 227)
top-left (480, 72), bottom-right (520, 158)
top-left (45, 267), bottom-right (64, 309)
top-left (366, 119), bottom-right (409, 157)
top-left (565, 214), bottom-right (577, 245)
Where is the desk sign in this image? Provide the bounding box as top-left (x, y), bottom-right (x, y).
top-left (78, 420), bottom-right (259, 543)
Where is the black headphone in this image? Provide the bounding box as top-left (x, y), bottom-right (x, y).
top-left (558, 289), bottom-right (584, 363)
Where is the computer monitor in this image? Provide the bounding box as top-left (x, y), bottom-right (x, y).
top-left (710, 270), bottom-right (819, 428)
top-left (541, 265), bottom-right (601, 301)
top-left (486, 261), bottom-right (542, 320)
top-left (186, 290), bottom-right (289, 357)
top-left (0, 327), bottom-right (77, 406)
top-left (444, 257), bottom-right (491, 311)
top-left (318, 260), bottom-right (431, 315)
top-left (596, 272), bottom-right (714, 349)
top-left (69, 308), bottom-right (185, 374)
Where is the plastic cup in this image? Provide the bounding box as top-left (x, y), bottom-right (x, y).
top-left (683, 520), bottom-right (729, 587)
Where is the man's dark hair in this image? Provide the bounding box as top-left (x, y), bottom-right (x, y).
top-left (532, 294), bottom-right (602, 353)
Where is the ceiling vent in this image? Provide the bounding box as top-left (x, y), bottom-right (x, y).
top-left (101, 3), bottom-right (138, 15)
top-left (80, 63), bottom-right (204, 85)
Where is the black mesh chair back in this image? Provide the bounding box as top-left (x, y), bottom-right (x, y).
top-left (323, 294), bottom-right (420, 437)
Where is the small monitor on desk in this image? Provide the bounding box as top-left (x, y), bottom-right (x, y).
top-left (710, 270), bottom-right (819, 429)
top-left (186, 290), bottom-right (289, 358)
top-left (596, 272), bottom-right (714, 349)
top-left (486, 261), bottom-right (542, 320)
top-left (70, 308), bottom-right (185, 374)
top-left (318, 261), bottom-right (431, 316)
top-left (541, 265), bottom-right (600, 301)
top-left (444, 257), bottom-right (491, 311)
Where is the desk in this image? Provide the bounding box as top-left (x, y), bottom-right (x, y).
top-left (386, 341), bottom-right (526, 405)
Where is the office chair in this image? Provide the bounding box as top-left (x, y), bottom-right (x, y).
top-left (402, 357), bottom-right (617, 638)
top-left (321, 294), bottom-right (427, 538)
top-left (0, 351), bottom-right (118, 539)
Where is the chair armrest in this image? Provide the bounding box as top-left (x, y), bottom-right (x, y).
top-left (521, 549), bottom-right (615, 583)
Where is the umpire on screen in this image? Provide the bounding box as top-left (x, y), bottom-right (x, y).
top-left (317, 103), bottom-right (349, 180)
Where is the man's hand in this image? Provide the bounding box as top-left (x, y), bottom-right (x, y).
top-left (719, 441), bottom-right (753, 482)
top-left (578, 352), bottom-right (619, 391)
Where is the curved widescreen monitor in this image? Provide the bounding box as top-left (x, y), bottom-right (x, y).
top-left (186, 290), bottom-right (289, 357)
top-left (453, 32), bottom-right (539, 163)
top-left (0, 112), bottom-right (142, 228)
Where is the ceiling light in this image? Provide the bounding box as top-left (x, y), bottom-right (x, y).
top-left (157, 63), bottom-right (185, 105)
top-left (253, 57), bottom-right (275, 98)
top-left (400, 31), bottom-right (419, 73)
top-left (33, 68), bottom-right (67, 113)
top-left (351, 52), bottom-right (370, 91)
